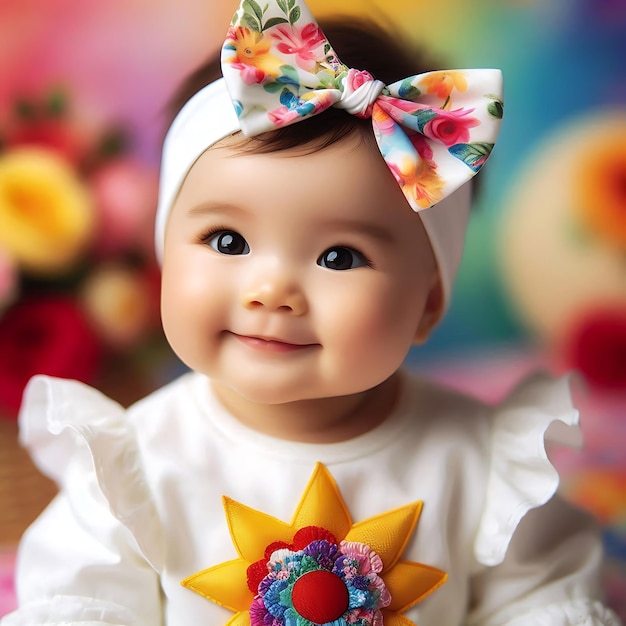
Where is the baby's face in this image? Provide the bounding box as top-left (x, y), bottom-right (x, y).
top-left (161, 132), bottom-right (438, 405)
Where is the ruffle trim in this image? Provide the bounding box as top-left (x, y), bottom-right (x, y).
top-left (18, 375), bottom-right (164, 571)
top-left (498, 599), bottom-right (622, 626)
top-left (474, 372), bottom-right (583, 567)
top-left (0, 595), bottom-right (139, 626)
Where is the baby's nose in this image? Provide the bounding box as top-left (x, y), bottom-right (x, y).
top-left (241, 268), bottom-right (308, 315)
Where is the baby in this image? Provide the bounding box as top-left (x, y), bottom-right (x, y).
top-left (2, 0), bottom-right (620, 624)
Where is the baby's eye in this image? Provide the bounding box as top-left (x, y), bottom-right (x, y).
top-left (317, 246), bottom-right (369, 271)
top-left (206, 230), bottom-right (250, 255)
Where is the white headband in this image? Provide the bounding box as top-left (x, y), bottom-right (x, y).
top-left (155, 78), bottom-right (471, 309)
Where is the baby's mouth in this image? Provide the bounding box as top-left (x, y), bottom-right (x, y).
top-left (230, 332), bottom-right (318, 353)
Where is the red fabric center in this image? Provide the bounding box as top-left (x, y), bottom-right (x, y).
top-left (291, 570), bottom-right (349, 623)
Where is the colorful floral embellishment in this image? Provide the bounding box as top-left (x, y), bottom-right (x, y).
top-left (248, 526), bottom-right (391, 625)
top-left (182, 463), bottom-right (447, 626)
top-left (220, 0), bottom-right (503, 213)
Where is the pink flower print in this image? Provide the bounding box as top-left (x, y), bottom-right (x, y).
top-left (423, 108), bottom-right (480, 147)
top-left (346, 68), bottom-right (374, 91)
top-left (310, 90), bottom-right (336, 114)
top-left (409, 132), bottom-right (435, 164)
top-left (230, 61), bottom-right (267, 85)
top-left (271, 23), bottom-right (326, 72)
top-left (372, 104), bottom-right (397, 136)
top-left (268, 105), bottom-right (301, 127)
top-left (378, 94), bottom-right (424, 115)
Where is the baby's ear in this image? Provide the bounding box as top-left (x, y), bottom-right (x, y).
top-left (414, 277), bottom-right (444, 345)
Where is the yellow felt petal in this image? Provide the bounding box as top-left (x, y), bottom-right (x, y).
top-left (344, 501), bottom-right (422, 569)
top-left (384, 560), bottom-right (448, 612)
top-left (380, 609), bottom-right (416, 626)
top-left (224, 496), bottom-right (293, 561)
top-left (226, 612), bottom-right (251, 626)
top-left (181, 558), bottom-right (252, 612)
top-left (290, 463), bottom-right (352, 540)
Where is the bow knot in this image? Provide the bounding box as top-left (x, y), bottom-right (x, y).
top-left (221, 0), bottom-right (503, 212)
top-left (336, 70), bottom-right (386, 118)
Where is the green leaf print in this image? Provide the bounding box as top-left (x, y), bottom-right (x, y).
top-left (263, 16), bottom-right (289, 29)
top-left (412, 109), bottom-right (438, 133)
top-left (488, 100), bottom-right (504, 119)
top-left (276, 0), bottom-right (288, 12)
top-left (263, 82), bottom-right (282, 94)
top-left (241, 12), bottom-right (261, 32)
top-left (448, 142), bottom-right (493, 171)
top-left (277, 64), bottom-right (300, 85)
top-left (398, 77), bottom-right (421, 100)
top-left (290, 5), bottom-right (301, 24)
top-left (244, 0), bottom-right (264, 22)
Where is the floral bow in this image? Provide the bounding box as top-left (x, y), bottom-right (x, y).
top-left (220, 0), bottom-right (503, 211)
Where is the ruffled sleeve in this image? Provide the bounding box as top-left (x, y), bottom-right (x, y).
top-left (18, 374), bottom-right (164, 570)
top-left (2, 376), bottom-right (164, 626)
top-left (468, 373), bottom-right (621, 625)
top-left (474, 372), bottom-right (582, 567)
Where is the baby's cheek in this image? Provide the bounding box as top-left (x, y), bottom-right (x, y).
top-left (339, 297), bottom-right (415, 360)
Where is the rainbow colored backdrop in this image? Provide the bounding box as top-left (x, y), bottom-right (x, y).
top-left (0, 0), bottom-right (624, 618)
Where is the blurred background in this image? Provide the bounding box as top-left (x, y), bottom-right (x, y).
top-left (0, 0), bottom-right (624, 617)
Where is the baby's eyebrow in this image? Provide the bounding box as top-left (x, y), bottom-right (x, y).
top-left (320, 218), bottom-right (395, 245)
top-left (187, 202), bottom-right (246, 218)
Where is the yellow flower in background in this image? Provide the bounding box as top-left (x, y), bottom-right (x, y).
top-left (0, 148), bottom-right (94, 274)
top-left (575, 129), bottom-right (626, 250)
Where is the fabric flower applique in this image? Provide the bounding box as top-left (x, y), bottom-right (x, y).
top-left (182, 463), bottom-right (446, 626)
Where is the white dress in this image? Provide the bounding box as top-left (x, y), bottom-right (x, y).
top-left (1, 370), bottom-right (621, 626)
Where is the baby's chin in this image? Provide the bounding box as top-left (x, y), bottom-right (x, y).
top-left (213, 378), bottom-right (330, 407)
top-left (210, 373), bottom-right (375, 409)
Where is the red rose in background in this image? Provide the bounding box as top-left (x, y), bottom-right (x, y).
top-left (563, 308), bottom-right (626, 392)
top-left (3, 94), bottom-right (90, 167)
top-left (0, 296), bottom-right (102, 418)
top-left (89, 157), bottom-right (158, 257)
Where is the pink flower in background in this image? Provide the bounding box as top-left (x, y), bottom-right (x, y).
top-left (89, 157), bottom-right (158, 256)
top-left (0, 296), bottom-right (102, 418)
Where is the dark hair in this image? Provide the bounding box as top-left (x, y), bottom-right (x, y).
top-left (164, 17), bottom-right (441, 153)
